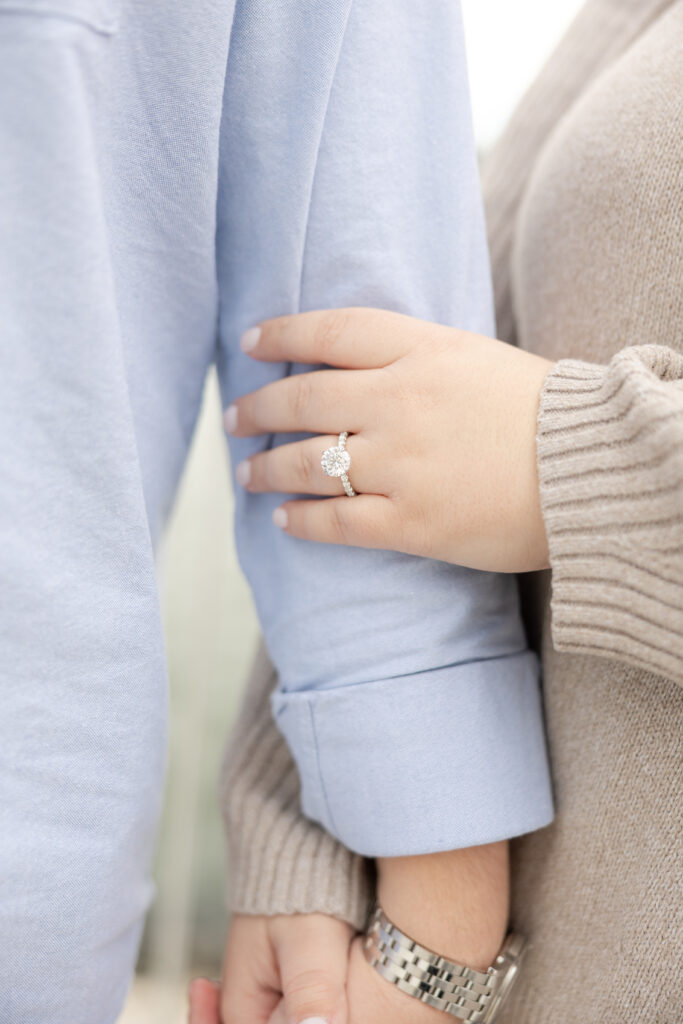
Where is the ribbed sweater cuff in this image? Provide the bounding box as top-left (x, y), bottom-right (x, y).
top-left (225, 770), bottom-right (373, 932)
top-left (221, 650), bottom-right (373, 931)
top-left (536, 348), bottom-right (683, 684)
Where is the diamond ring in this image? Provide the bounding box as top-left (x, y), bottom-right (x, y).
top-left (321, 431), bottom-right (356, 497)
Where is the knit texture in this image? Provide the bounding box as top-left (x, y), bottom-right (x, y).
top-left (221, 644), bottom-right (373, 930)
top-left (483, 1), bottom-right (683, 1018)
top-left (221, 0), bottom-right (683, 1019)
top-left (538, 348), bottom-right (683, 684)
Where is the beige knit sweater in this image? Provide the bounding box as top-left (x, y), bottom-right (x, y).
top-left (221, 1), bottom-right (683, 1020)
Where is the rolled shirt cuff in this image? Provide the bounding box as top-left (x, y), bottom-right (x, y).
top-left (271, 650), bottom-right (554, 857)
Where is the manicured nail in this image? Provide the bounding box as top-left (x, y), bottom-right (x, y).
top-left (298, 1019), bottom-right (329, 1024)
top-left (240, 326), bottom-right (261, 353)
top-left (223, 404), bottom-right (238, 433)
top-left (273, 507), bottom-right (288, 529)
top-left (236, 460), bottom-right (251, 486)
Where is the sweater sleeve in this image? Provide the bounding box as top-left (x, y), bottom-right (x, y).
top-left (221, 643), bottom-right (373, 931)
top-left (537, 344), bottom-right (683, 685)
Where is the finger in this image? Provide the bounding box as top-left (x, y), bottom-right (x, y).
top-left (241, 308), bottom-right (413, 368)
top-left (266, 999), bottom-right (288, 1024)
top-left (274, 495), bottom-right (399, 550)
top-left (225, 369), bottom-right (371, 438)
top-left (270, 913), bottom-right (353, 1024)
top-left (188, 978), bottom-right (222, 1024)
top-left (238, 434), bottom-right (384, 498)
top-left (221, 917), bottom-right (281, 1024)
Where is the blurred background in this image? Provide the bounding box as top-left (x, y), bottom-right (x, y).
top-left (117, 2), bottom-right (585, 1020)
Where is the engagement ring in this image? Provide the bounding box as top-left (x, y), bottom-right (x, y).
top-left (321, 431), bottom-right (356, 496)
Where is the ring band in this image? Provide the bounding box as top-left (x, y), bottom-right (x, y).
top-left (321, 431), bottom-right (357, 497)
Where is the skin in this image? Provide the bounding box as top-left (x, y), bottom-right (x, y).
top-left (224, 308), bottom-right (554, 573)
top-left (189, 842), bottom-right (509, 1024)
top-left (190, 308), bottom-right (552, 1022)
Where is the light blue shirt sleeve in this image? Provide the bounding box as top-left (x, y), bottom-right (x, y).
top-left (216, 0), bottom-right (554, 857)
top-left (0, 2), bottom-right (552, 1020)
top-left (0, 12), bottom-right (167, 1024)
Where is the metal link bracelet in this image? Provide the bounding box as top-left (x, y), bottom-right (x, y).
top-left (362, 903), bottom-right (527, 1023)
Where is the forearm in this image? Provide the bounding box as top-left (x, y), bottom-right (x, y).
top-left (377, 843), bottom-right (509, 971)
top-left (222, 647), bottom-right (513, 957)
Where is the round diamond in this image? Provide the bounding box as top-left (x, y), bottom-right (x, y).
top-left (321, 445), bottom-right (351, 477)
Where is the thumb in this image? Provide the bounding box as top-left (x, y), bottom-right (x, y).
top-left (188, 978), bottom-right (221, 1024)
top-left (269, 913), bottom-right (353, 1024)
top-left (221, 915), bottom-right (281, 1024)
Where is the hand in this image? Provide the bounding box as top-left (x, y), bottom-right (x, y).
top-left (189, 842), bottom-right (509, 1024)
top-left (188, 936), bottom-right (445, 1024)
top-left (225, 309), bottom-right (554, 572)
top-left (189, 912), bottom-right (353, 1024)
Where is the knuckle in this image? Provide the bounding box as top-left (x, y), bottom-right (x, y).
top-left (329, 500), bottom-right (351, 545)
top-left (363, 368), bottom-right (390, 408)
top-left (316, 309), bottom-right (350, 361)
top-left (258, 454), bottom-right (273, 490)
top-left (351, 513), bottom-right (375, 547)
top-left (289, 374), bottom-right (312, 421)
top-left (297, 444), bottom-right (316, 483)
top-left (380, 363), bottom-right (413, 404)
top-left (246, 391), bottom-right (263, 427)
top-left (272, 314), bottom-right (295, 347)
top-left (408, 498), bottom-right (434, 557)
top-left (286, 969), bottom-right (341, 1014)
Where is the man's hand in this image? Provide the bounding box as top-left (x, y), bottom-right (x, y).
top-left (189, 912), bottom-right (354, 1024)
top-left (189, 933), bottom-right (479, 1024)
top-left (189, 841), bottom-right (509, 1024)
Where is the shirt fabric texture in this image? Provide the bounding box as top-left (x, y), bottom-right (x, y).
top-left (0, 2), bottom-right (552, 1021)
top-left (221, 2), bottom-right (683, 1022)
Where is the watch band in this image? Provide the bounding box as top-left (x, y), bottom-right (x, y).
top-left (363, 903), bottom-right (527, 1023)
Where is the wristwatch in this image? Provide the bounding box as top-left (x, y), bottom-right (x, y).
top-left (363, 903), bottom-right (527, 1023)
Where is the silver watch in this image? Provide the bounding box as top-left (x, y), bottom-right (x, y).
top-left (363, 903), bottom-right (527, 1023)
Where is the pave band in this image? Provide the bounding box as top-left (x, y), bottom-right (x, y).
top-left (363, 903), bottom-right (527, 1023)
top-left (320, 431), bottom-right (356, 496)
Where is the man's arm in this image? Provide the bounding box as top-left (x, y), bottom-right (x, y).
top-left (216, 0), bottom-right (553, 858)
top-left (0, 13), bottom-right (166, 1023)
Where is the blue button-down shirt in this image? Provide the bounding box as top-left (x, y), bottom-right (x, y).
top-left (0, 1), bottom-right (553, 1021)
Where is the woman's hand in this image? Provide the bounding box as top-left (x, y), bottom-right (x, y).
top-left (225, 309), bottom-right (554, 572)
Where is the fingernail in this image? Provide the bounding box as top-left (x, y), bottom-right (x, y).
top-left (240, 326), bottom-right (261, 353)
top-left (236, 459), bottom-right (251, 486)
top-left (273, 507), bottom-right (288, 529)
top-left (223, 404), bottom-right (238, 433)
top-left (298, 1019), bottom-right (329, 1024)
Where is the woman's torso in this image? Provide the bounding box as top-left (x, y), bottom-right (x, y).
top-left (485, 2), bottom-right (683, 1020)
